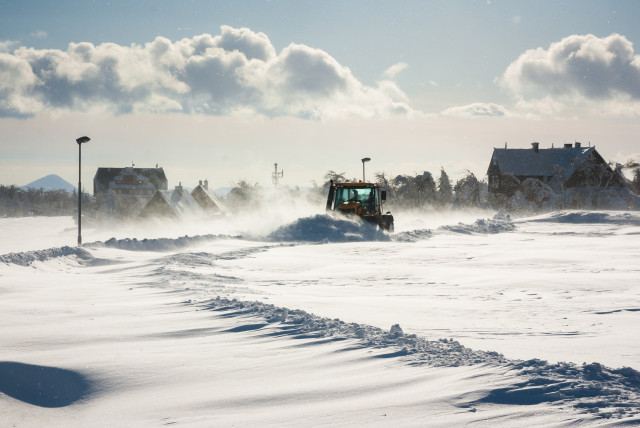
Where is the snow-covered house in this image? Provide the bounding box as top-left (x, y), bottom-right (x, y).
top-left (93, 166), bottom-right (168, 218)
top-left (139, 183), bottom-right (203, 220)
top-left (487, 142), bottom-right (625, 194)
top-left (191, 180), bottom-right (223, 215)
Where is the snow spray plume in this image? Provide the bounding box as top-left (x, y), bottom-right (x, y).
top-left (214, 184), bottom-right (326, 239)
top-left (83, 185), bottom-right (325, 243)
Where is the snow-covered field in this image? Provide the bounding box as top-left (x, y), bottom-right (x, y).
top-left (1, 208), bottom-right (639, 426)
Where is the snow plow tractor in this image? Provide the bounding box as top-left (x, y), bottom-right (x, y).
top-left (326, 180), bottom-right (394, 232)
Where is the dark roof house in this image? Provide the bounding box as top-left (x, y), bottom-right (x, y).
top-left (93, 166), bottom-right (169, 218)
top-left (487, 142), bottom-right (625, 194)
top-left (94, 166), bottom-right (168, 195)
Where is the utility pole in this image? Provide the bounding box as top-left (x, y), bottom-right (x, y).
top-left (76, 136), bottom-right (91, 246)
top-left (361, 157), bottom-right (371, 182)
top-left (272, 163), bottom-right (284, 187)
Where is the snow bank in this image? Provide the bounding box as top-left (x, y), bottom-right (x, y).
top-left (391, 228), bottom-right (434, 242)
top-left (266, 214), bottom-right (390, 242)
top-left (529, 211), bottom-right (640, 225)
top-left (86, 234), bottom-right (239, 252)
top-left (386, 213), bottom-right (514, 242)
top-left (484, 360), bottom-right (640, 420)
top-left (0, 246), bottom-right (93, 266)
top-left (200, 296), bottom-right (640, 420)
top-left (438, 213), bottom-right (516, 235)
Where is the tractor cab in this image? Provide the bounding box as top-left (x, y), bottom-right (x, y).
top-left (326, 181), bottom-right (394, 231)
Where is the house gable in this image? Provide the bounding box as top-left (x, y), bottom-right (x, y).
top-left (138, 191), bottom-right (177, 219)
top-left (191, 185), bottom-right (222, 213)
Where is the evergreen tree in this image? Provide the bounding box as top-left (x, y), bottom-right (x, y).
top-left (437, 168), bottom-right (453, 206)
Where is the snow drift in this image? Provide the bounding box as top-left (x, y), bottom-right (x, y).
top-left (266, 214), bottom-right (390, 242)
top-left (201, 296), bottom-right (640, 420)
top-left (2, 211), bottom-right (639, 425)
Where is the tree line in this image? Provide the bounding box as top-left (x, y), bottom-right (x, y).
top-left (218, 161), bottom-right (640, 214)
top-left (320, 168), bottom-right (483, 209)
top-left (3, 159), bottom-right (640, 218)
top-left (0, 185), bottom-right (92, 217)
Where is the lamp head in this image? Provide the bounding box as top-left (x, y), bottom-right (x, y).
top-left (361, 157), bottom-right (371, 163)
top-left (76, 136), bottom-right (91, 144)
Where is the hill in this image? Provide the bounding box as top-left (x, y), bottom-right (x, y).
top-left (21, 174), bottom-right (76, 193)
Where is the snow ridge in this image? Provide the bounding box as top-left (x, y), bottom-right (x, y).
top-left (393, 213), bottom-right (515, 242)
top-left (391, 228), bottom-right (434, 242)
top-left (86, 234), bottom-right (239, 252)
top-left (200, 296), bottom-right (640, 420)
top-left (438, 213), bottom-right (516, 235)
top-left (530, 211), bottom-right (640, 225)
top-left (482, 359), bottom-right (640, 420)
top-left (200, 296), bottom-right (508, 367)
top-left (0, 246), bottom-right (93, 266)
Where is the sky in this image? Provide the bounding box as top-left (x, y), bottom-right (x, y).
top-left (1, 0), bottom-right (640, 190)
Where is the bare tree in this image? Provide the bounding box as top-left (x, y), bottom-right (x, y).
top-left (454, 171), bottom-right (481, 207)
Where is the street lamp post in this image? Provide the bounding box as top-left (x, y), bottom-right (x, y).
top-left (76, 136), bottom-right (90, 246)
top-left (361, 157), bottom-right (371, 182)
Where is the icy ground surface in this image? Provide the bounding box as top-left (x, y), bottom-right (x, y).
top-left (1, 210), bottom-right (639, 426)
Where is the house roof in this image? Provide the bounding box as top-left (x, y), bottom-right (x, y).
top-left (94, 167), bottom-right (168, 192)
top-left (489, 146), bottom-right (595, 181)
top-left (191, 185), bottom-right (224, 212)
top-left (152, 189), bottom-right (203, 219)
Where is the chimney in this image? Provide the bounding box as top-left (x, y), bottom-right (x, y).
top-left (532, 142), bottom-right (539, 153)
top-left (204, 179), bottom-right (209, 191)
top-left (199, 180), bottom-right (203, 187)
top-left (175, 182), bottom-right (183, 196)
top-left (564, 143), bottom-right (572, 149)
top-left (574, 142), bottom-right (581, 148)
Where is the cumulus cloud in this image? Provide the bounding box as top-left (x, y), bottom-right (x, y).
top-left (382, 62), bottom-right (408, 79)
top-left (441, 102), bottom-right (511, 117)
top-left (501, 33), bottom-right (640, 115)
top-left (0, 26), bottom-right (417, 119)
top-left (0, 40), bottom-right (18, 52)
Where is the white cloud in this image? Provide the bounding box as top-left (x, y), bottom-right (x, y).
top-left (500, 33), bottom-right (640, 116)
top-left (0, 40), bottom-right (18, 52)
top-left (0, 26), bottom-right (417, 120)
top-left (213, 25), bottom-right (275, 62)
top-left (512, 96), bottom-right (566, 118)
top-left (441, 102), bottom-right (511, 117)
top-left (382, 62), bottom-right (408, 79)
top-left (30, 31), bottom-right (48, 39)
top-left (0, 51), bottom-right (44, 115)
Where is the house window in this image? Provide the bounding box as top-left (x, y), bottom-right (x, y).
top-left (490, 175), bottom-right (499, 189)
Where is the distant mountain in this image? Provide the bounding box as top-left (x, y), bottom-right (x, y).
top-left (21, 174), bottom-right (77, 193)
